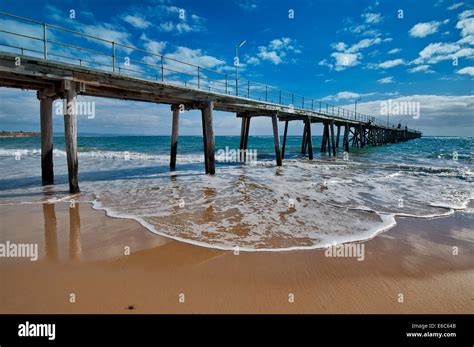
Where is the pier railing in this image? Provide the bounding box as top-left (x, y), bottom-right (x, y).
top-left (0, 12), bottom-right (419, 133)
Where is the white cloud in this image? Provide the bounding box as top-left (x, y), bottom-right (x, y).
top-left (388, 48), bottom-right (401, 54)
top-left (238, 1), bottom-right (258, 11)
top-left (122, 14), bottom-right (151, 29)
top-left (447, 2), bottom-right (464, 10)
top-left (160, 22), bottom-right (174, 32)
top-left (347, 37), bottom-right (382, 53)
top-left (331, 42), bottom-right (348, 51)
top-left (362, 12), bottom-right (382, 24)
top-left (321, 90), bottom-right (401, 102)
top-left (409, 20), bottom-right (449, 38)
top-left (456, 66), bottom-right (474, 76)
top-left (318, 59), bottom-right (334, 70)
top-left (408, 65), bottom-right (434, 73)
top-left (258, 50), bottom-right (282, 65)
top-left (413, 42), bottom-right (474, 64)
top-left (246, 56), bottom-right (260, 66)
top-left (166, 47), bottom-right (225, 69)
top-left (457, 35), bottom-right (474, 45)
top-left (81, 23), bottom-right (132, 47)
top-left (348, 95), bottom-right (474, 135)
top-left (456, 16), bottom-right (474, 37)
top-left (324, 37), bottom-right (384, 71)
top-left (377, 76), bottom-right (394, 84)
top-left (331, 52), bottom-right (361, 71)
top-left (458, 10), bottom-right (474, 20)
top-left (140, 34), bottom-right (166, 53)
top-left (139, 33), bottom-right (166, 64)
top-left (378, 59), bottom-right (405, 69)
top-left (255, 37), bottom-right (301, 65)
top-left (322, 91), bottom-right (367, 101)
top-left (321, 91), bottom-right (401, 102)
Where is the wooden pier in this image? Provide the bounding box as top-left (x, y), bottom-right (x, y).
top-left (0, 12), bottom-right (421, 193)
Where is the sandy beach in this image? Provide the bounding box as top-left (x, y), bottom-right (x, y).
top-left (1, 200), bottom-right (473, 314)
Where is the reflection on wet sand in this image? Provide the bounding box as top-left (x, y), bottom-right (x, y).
top-left (42, 198), bottom-right (82, 262)
top-left (42, 203), bottom-right (58, 261)
top-left (69, 203), bottom-right (81, 261)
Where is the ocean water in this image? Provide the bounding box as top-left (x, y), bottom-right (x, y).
top-left (0, 135), bottom-right (472, 251)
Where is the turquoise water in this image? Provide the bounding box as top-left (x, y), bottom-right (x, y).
top-left (0, 135), bottom-right (472, 251)
top-left (0, 134), bottom-right (471, 162)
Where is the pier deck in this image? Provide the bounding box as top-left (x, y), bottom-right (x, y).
top-left (0, 12), bottom-right (421, 193)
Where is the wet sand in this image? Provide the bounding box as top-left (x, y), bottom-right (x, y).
top-left (0, 201), bottom-right (473, 313)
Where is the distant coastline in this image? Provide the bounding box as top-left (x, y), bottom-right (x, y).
top-left (0, 131), bottom-right (39, 138)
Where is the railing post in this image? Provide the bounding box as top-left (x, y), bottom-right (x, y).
top-left (43, 23), bottom-right (47, 60)
top-left (161, 56), bottom-right (164, 82)
top-left (311, 99), bottom-right (314, 111)
top-left (279, 90), bottom-right (282, 104)
top-left (265, 85), bottom-right (268, 102)
top-left (112, 41), bottom-right (115, 73)
top-left (319, 101), bottom-right (321, 112)
top-left (302, 96), bottom-right (304, 109)
top-left (225, 74), bottom-right (228, 94)
top-left (248, 81), bottom-right (250, 98)
top-left (197, 66), bottom-right (200, 89)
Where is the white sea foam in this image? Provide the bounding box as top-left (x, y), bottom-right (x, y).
top-left (0, 142), bottom-right (472, 252)
top-left (0, 148), bottom-right (204, 164)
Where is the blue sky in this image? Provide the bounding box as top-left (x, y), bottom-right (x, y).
top-left (0, 0), bottom-right (473, 136)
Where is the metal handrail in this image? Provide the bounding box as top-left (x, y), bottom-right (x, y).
top-left (0, 11), bottom-right (418, 132)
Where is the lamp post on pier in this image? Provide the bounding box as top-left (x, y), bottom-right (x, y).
top-left (235, 39), bottom-right (246, 96)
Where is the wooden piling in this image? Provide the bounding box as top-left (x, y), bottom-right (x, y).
top-left (40, 95), bottom-right (54, 185)
top-left (321, 122), bottom-right (327, 153)
top-left (306, 118), bottom-right (313, 160)
top-left (170, 105), bottom-right (180, 170)
top-left (271, 114), bottom-right (282, 166)
top-left (343, 124), bottom-right (350, 152)
top-left (239, 115), bottom-right (246, 161)
top-left (336, 125), bottom-right (341, 148)
top-left (201, 109), bottom-right (209, 173)
top-left (330, 121), bottom-right (336, 156)
top-left (201, 101), bottom-right (215, 174)
top-left (282, 120), bottom-right (289, 159)
top-left (244, 116), bottom-right (250, 150)
top-left (326, 123), bottom-right (332, 156)
top-left (63, 82), bottom-right (80, 193)
top-left (352, 127), bottom-right (358, 147)
top-left (301, 122), bottom-right (307, 154)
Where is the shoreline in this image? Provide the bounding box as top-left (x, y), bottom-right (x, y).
top-left (1, 201), bottom-right (473, 313)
